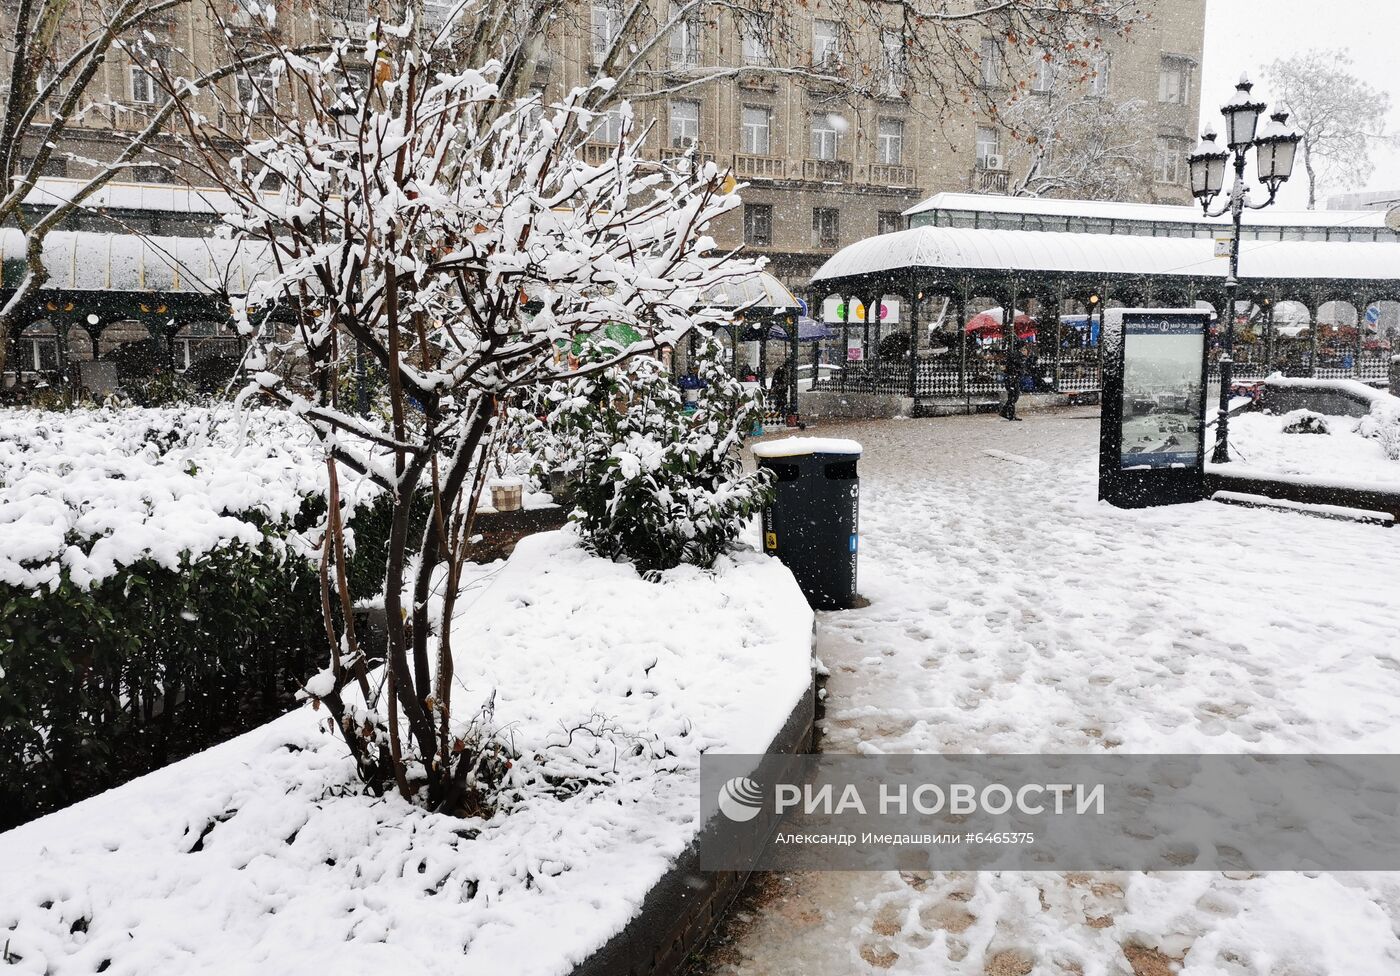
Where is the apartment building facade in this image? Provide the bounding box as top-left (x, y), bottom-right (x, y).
top-left (5, 0), bottom-right (1205, 305)
top-left (539, 1), bottom-right (1207, 304)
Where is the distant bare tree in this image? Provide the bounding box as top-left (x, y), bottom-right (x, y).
top-left (1002, 82), bottom-right (1149, 199)
top-left (1263, 49), bottom-right (1392, 209)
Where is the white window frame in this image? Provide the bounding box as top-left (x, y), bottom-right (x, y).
top-left (1090, 53), bottom-right (1111, 97)
top-left (669, 98), bottom-right (700, 147)
top-left (1158, 56), bottom-right (1190, 105)
top-left (1155, 136), bottom-right (1187, 184)
top-left (876, 117), bottom-right (904, 165)
top-left (975, 126), bottom-right (1000, 166)
top-left (741, 12), bottom-right (771, 66)
top-left (129, 62), bottom-right (156, 104)
top-left (810, 113), bottom-right (840, 161)
top-left (980, 37), bottom-right (1001, 87)
top-left (740, 105), bottom-right (771, 154)
top-left (813, 20), bottom-right (840, 66)
top-left (592, 107), bottom-right (625, 145)
top-left (237, 71), bottom-right (277, 114)
top-left (881, 30), bottom-right (906, 92)
top-left (591, 3), bottom-right (621, 65)
top-left (668, 4), bottom-right (700, 67)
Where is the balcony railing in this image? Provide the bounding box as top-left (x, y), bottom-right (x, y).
top-left (871, 163), bottom-right (916, 186)
top-left (581, 142), bottom-right (615, 165)
top-left (972, 167), bottom-right (1010, 193)
top-left (802, 158), bottom-right (850, 182)
top-left (660, 146), bottom-right (717, 168)
top-left (734, 154), bottom-right (784, 180)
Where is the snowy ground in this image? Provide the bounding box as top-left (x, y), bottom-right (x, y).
top-left (0, 531), bottom-right (812, 976)
top-left (702, 411), bottom-right (1400, 976)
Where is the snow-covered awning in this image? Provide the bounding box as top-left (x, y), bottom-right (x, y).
top-left (703, 270), bottom-right (798, 311)
top-left (812, 225), bottom-right (1400, 286)
top-left (0, 228), bottom-right (271, 295)
top-left (902, 191), bottom-right (1391, 230)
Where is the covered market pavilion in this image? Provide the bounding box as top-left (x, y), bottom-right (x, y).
top-left (808, 223), bottom-right (1400, 405)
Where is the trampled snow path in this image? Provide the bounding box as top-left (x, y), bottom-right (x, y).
top-left (703, 411), bottom-right (1400, 976)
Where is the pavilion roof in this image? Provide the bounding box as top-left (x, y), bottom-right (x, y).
top-left (812, 225), bottom-right (1400, 287)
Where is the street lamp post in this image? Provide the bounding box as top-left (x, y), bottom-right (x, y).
top-left (1188, 73), bottom-right (1302, 464)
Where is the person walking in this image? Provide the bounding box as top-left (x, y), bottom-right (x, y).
top-left (1001, 340), bottom-right (1027, 421)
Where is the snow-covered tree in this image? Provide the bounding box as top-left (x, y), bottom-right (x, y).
top-left (1263, 49), bottom-right (1392, 209)
top-left (1003, 88), bottom-right (1149, 200)
top-left (533, 332), bottom-right (771, 575)
top-left (177, 21), bottom-right (758, 809)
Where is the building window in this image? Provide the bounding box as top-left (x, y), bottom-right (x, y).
top-left (669, 99), bottom-right (700, 147)
top-left (880, 30), bottom-right (906, 92)
top-left (741, 12), bottom-right (771, 65)
top-left (236, 71), bottom-right (277, 113)
top-left (29, 337), bottom-right (58, 372)
top-left (592, 107), bottom-right (624, 144)
top-left (668, 3), bottom-right (700, 67)
top-left (1032, 53), bottom-right (1056, 94)
top-left (810, 112), bottom-right (841, 160)
top-left (1155, 136), bottom-right (1188, 184)
top-left (740, 105), bottom-right (771, 154)
top-left (975, 126), bottom-right (1000, 167)
top-left (876, 118), bottom-right (904, 165)
top-left (591, 3), bottom-right (620, 65)
top-left (745, 203), bottom-right (773, 245)
top-left (812, 207), bottom-right (839, 248)
top-left (1090, 53), bottom-right (1111, 96)
top-left (813, 19), bottom-right (840, 66)
top-left (877, 211), bottom-right (903, 235)
top-left (980, 37), bottom-right (1001, 87)
top-left (129, 63), bottom-right (156, 104)
top-left (1158, 56), bottom-right (1191, 105)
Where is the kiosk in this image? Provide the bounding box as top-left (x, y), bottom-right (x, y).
top-left (1099, 308), bottom-right (1212, 508)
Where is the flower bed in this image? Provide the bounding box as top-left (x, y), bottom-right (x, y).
top-left (0, 530), bottom-right (813, 975)
top-left (1216, 407), bottom-right (1400, 490)
top-left (0, 407), bottom-right (383, 826)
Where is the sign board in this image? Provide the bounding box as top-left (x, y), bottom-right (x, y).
top-left (1099, 308), bottom-right (1211, 508)
top-left (823, 298), bottom-right (900, 324)
top-left (1213, 234), bottom-right (1233, 258)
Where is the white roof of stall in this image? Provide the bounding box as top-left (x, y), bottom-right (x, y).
top-left (902, 191), bottom-right (1390, 229)
top-left (22, 178), bottom-right (247, 215)
top-left (812, 225), bottom-right (1400, 284)
top-left (0, 229), bottom-right (270, 294)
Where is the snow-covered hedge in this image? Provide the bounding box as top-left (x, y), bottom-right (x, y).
top-left (0, 407), bottom-right (385, 827)
top-left (0, 530), bottom-right (814, 975)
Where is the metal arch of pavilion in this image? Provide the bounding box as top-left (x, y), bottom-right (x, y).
top-left (808, 225), bottom-right (1400, 402)
top-left (0, 229), bottom-right (272, 372)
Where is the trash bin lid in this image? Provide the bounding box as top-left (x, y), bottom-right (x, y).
top-left (751, 437), bottom-right (863, 459)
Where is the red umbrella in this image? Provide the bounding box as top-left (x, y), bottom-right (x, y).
top-left (964, 307), bottom-right (1037, 340)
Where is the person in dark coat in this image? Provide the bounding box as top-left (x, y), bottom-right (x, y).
top-left (1001, 340), bottom-right (1027, 421)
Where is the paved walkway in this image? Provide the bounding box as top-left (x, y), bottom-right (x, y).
top-left (699, 411), bottom-right (1400, 976)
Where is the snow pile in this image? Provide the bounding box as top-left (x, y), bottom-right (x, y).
top-left (1279, 408), bottom-right (1330, 435)
top-left (0, 407), bottom-right (375, 590)
top-left (0, 530), bottom-right (813, 975)
top-left (1215, 408), bottom-right (1400, 489)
